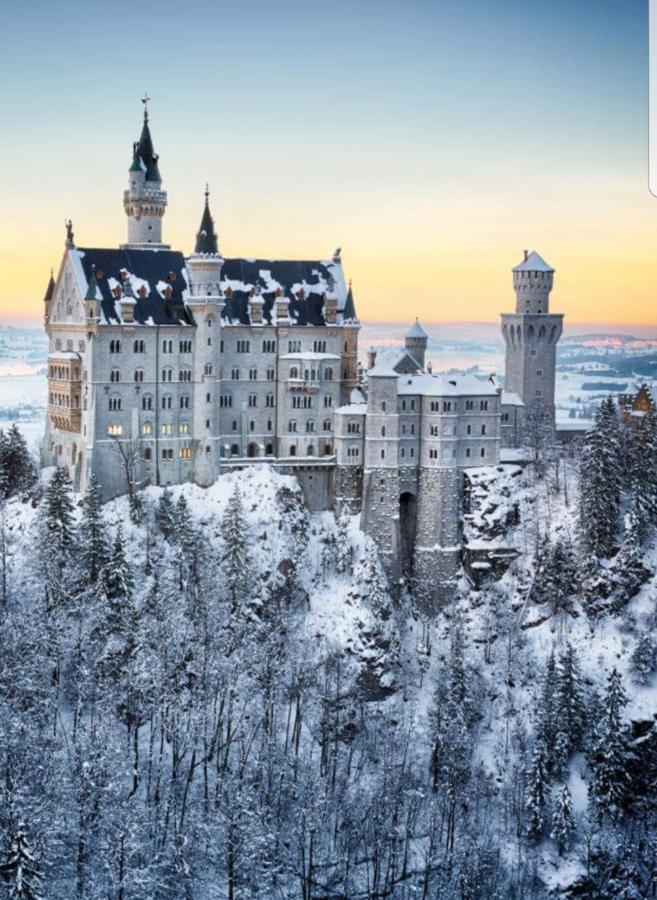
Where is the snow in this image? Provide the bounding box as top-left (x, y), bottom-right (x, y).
top-left (512, 250), bottom-right (554, 273)
top-left (405, 319), bottom-right (428, 339)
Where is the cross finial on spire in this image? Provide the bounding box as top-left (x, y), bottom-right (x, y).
top-left (205, 183), bottom-right (210, 202)
top-left (142, 93), bottom-right (151, 121)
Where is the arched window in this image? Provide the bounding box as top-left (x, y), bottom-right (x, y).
top-left (230, 444), bottom-right (240, 456)
top-left (265, 443), bottom-right (274, 456)
top-left (324, 444), bottom-right (332, 455)
top-left (108, 396), bottom-right (121, 411)
top-left (133, 339), bottom-right (145, 353)
top-left (289, 445), bottom-right (297, 457)
top-left (110, 340), bottom-right (122, 354)
top-left (324, 367), bottom-right (333, 381)
top-left (142, 422), bottom-right (152, 435)
top-left (110, 369), bottom-right (121, 383)
top-left (307, 445), bottom-right (315, 456)
top-left (134, 368), bottom-right (144, 382)
top-left (142, 395), bottom-right (153, 411)
top-left (144, 447), bottom-right (152, 460)
top-left (290, 367), bottom-right (299, 379)
top-left (162, 394), bottom-right (172, 410)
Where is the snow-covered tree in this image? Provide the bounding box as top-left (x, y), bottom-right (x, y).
top-left (588, 668), bottom-right (630, 822)
top-left (525, 740), bottom-right (550, 840)
top-left (335, 511), bottom-right (352, 576)
top-left (0, 821), bottom-right (43, 899)
top-left (630, 632), bottom-right (656, 685)
top-left (221, 485), bottom-right (249, 609)
top-left (579, 397), bottom-right (622, 559)
top-left (0, 426), bottom-right (36, 500)
top-left (43, 466), bottom-right (75, 554)
top-left (551, 784), bottom-right (575, 855)
top-left (155, 487), bottom-right (176, 540)
top-left (79, 474), bottom-right (106, 585)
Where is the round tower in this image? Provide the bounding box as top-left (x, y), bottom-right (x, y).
top-left (512, 250), bottom-right (554, 314)
top-left (122, 98), bottom-right (169, 248)
top-left (405, 319), bottom-right (428, 370)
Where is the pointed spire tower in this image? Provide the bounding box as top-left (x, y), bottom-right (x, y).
top-left (187, 186), bottom-right (224, 302)
top-left (122, 96), bottom-right (169, 249)
top-left (195, 185), bottom-right (219, 255)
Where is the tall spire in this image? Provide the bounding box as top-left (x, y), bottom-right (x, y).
top-left (43, 269), bottom-right (55, 304)
top-left (123, 98), bottom-right (168, 248)
top-left (343, 280), bottom-right (357, 321)
top-left (194, 185), bottom-right (219, 255)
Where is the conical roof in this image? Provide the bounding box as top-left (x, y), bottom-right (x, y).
top-left (343, 282), bottom-right (357, 321)
top-left (85, 267), bottom-right (100, 301)
top-left (513, 250), bottom-right (553, 273)
top-left (43, 271), bottom-right (55, 304)
top-left (131, 110), bottom-right (162, 183)
top-left (405, 318), bottom-right (428, 339)
top-left (194, 188), bottom-right (219, 254)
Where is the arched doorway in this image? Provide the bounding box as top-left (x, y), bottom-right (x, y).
top-left (247, 442), bottom-right (259, 458)
top-left (399, 492), bottom-right (417, 578)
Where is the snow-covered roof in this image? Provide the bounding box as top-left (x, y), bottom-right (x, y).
top-left (368, 359), bottom-right (401, 378)
top-left (335, 403), bottom-right (367, 415)
top-left (350, 387), bottom-right (366, 404)
top-left (501, 391), bottom-right (524, 407)
top-left (405, 319), bottom-right (428, 339)
top-left (48, 351), bottom-right (81, 361)
top-left (397, 372), bottom-right (500, 397)
top-left (512, 250), bottom-right (554, 273)
top-left (279, 352), bottom-right (340, 361)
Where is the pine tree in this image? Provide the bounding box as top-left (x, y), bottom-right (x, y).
top-left (588, 668), bottom-right (630, 822)
top-left (555, 643), bottom-right (587, 754)
top-left (43, 467), bottom-right (75, 553)
top-left (613, 498), bottom-right (649, 603)
top-left (551, 784), bottom-right (575, 855)
top-left (0, 821), bottom-right (43, 899)
top-left (525, 740), bottom-right (550, 840)
top-left (627, 406), bottom-right (657, 527)
top-left (156, 487), bottom-right (176, 540)
top-left (79, 474), bottom-right (106, 585)
top-left (0, 425), bottom-right (36, 499)
top-left (579, 397), bottom-right (622, 558)
top-left (630, 632), bottom-right (656, 685)
top-left (535, 652), bottom-right (558, 766)
top-left (222, 485), bottom-right (249, 609)
top-left (335, 511), bottom-right (352, 576)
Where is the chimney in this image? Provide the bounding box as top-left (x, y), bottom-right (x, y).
top-left (323, 293), bottom-right (337, 324)
top-left (523, 249), bottom-right (529, 262)
top-left (249, 287), bottom-right (264, 324)
top-left (366, 346), bottom-right (378, 369)
top-left (427, 361), bottom-right (433, 374)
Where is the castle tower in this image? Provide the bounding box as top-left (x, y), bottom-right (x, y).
top-left (186, 187), bottom-right (224, 486)
top-left (501, 250), bottom-right (563, 423)
top-left (360, 362), bottom-right (401, 587)
top-left (405, 319), bottom-right (428, 370)
top-left (122, 98), bottom-right (169, 248)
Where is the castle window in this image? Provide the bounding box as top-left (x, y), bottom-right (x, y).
top-left (382, 401), bottom-right (386, 412)
top-left (232, 421), bottom-right (238, 431)
top-left (179, 369), bottom-right (192, 382)
top-left (108, 424), bottom-right (123, 436)
top-left (161, 423), bottom-right (173, 435)
top-left (288, 420), bottom-right (298, 433)
top-left (307, 445), bottom-right (315, 456)
top-left (142, 422), bottom-right (152, 435)
top-left (288, 340), bottom-right (301, 353)
top-left (266, 394), bottom-right (275, 408)
top-left (180, 422), bottom-right (190, 434)
top-left (323, 419), bottom-right (332, 432)
top-left (55, 339), bottom-right (62, 351)
top-left (262, 340), bottom-right (276, 353)
top-left (110, 369), bottom-right (121, 383)
top-left (530, 349), bottom-right (537, 357)
top-left (249, 367), bottom-right (257, 380)
top-left (443, 401), bottom-right (452, 412)
top-left (110, 340), bottom-right (122, 354)
top-left (465, 400), bottom-right (474, 410)
top-left (205, 363), bottom-right (213, 376)
top-left (134, 368), bottom-right (144, 382)
top-left (429, 449), bottom-right (438, 459)
top-left (290, 367), bottom-right (299, 379)
top-left (133, 339), bottom-right (145, 353)
top-left (108, 397), bottom-right (121, 411)
top-left (480, 400), bottom-right (489, 411)
top-left (381, 426), bottom-right (386, 437)
top-left (206, 392), bottom-right (211, 403)
top-left (324, 396), bottom-right (333, 408)
top-left (430, 425), bottom-right (439, 436)
top-left (465, 448), bottom-right (471, 458)
top-left (410, 400), bottom-right (415, 410)
top-left (480, 448), bottom-right (486, 458)
top-left (162, 448), bottom-right (174, 460)
top-left (179, 447), bottom-right (193, 459)
top-left (162, 368), bottom-right (173, 382)
top-left (536, 369), bottom-right (543, 376)
top-left (144, 447), bottom-right (152, 460)
top-left (401, 448), bottom-right (405, 458)
top-left (230, 444), bottom-right (239, 456)
top-left (324, 445), bottom-right (332, 455)
top-left (162, 394), bottom-right (172, 410)
top-left (313, 340), bottom-right (326, 353)
top-left (324, 367), bottom-right (333, 381)
top-left (347, 421), bottom-right (360, 434)
top-left (306, 421), bottom-right (315, 433)
top-left (206, 419), bottom-right (210, 429)
top-left (430, 401), bottom-right (439, 412)
top-left (266, 443), bottom-right (274, 456)
top-left (248, 394), bottom-right (257, 408)
top-left (380, 449), bottom-right (385, 459)
top-left (466, 424), bottom-right (471, 435)
top-left (142, 395), bottom-right (153, 410)
top-left (267, 420), bottom-right (273, 430)
top-left (179, 340), bottom-right (192, 353)
top-left (180, 395), bottom-right (190, 409)
top-left (536, 389), bottom-right (542, 397)
top-left (237, 340), bottom-right (250, 353)
top-left (266, 367), bottom-right (275, 381)
top-left (162, 340), bottom-right (173, 353)
top-left (502, 412), bottom-right (509, 423)
top-left (231, 368), bottom-right (239, 380)
top-left (220, 394), bottom-right (233, 408)
top-left (410, 447), bottom-right (415, 458)
top-left (220, 340), bottom-right (224, 352)
top-left (290, 445), bottom-right (297, 456)
top-left (481, 424), bottom-right (486, 435)
top-left (249, 420), bottom-right (255, 432)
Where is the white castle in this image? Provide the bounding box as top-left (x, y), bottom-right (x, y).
top-left (43, 104), bottom-right (563, 610)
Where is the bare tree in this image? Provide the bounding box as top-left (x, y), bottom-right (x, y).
top-left (112, 438), bottom-right (146, 522)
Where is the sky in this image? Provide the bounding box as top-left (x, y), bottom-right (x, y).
top-left (0, 0), bottom-right (652, 329)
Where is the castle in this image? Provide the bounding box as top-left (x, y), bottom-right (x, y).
top-left (43, 104), bottom-right (563, 610)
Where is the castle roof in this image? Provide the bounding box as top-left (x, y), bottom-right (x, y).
top-left (194, 189), bottom-right (218, 255)
top-left (72, 248), bottom-right (193, 327)
top-left (513, 250), bottom-right (553, 273)
top-left (43, 271), bottom-right (55, 304)
top-left (342, 283), bottom-right (357, 321)
top-left (397, 372), bottom-right (500, 397)
top-left (405, 318), bottom-right (428, 339)
top-left (132, 111), bottom-right (161, 183)
top-left (220, 257), bottom-right (352, 326)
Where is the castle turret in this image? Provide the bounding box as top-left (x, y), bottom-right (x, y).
top-left (185, 187), bottom-right (224, 486)
top-left (122, 98), bottom-right (169, 248)
top-left (501, 250), bottom-right (563, 425)
top-left (405, 319), bottom-right (428, 370)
